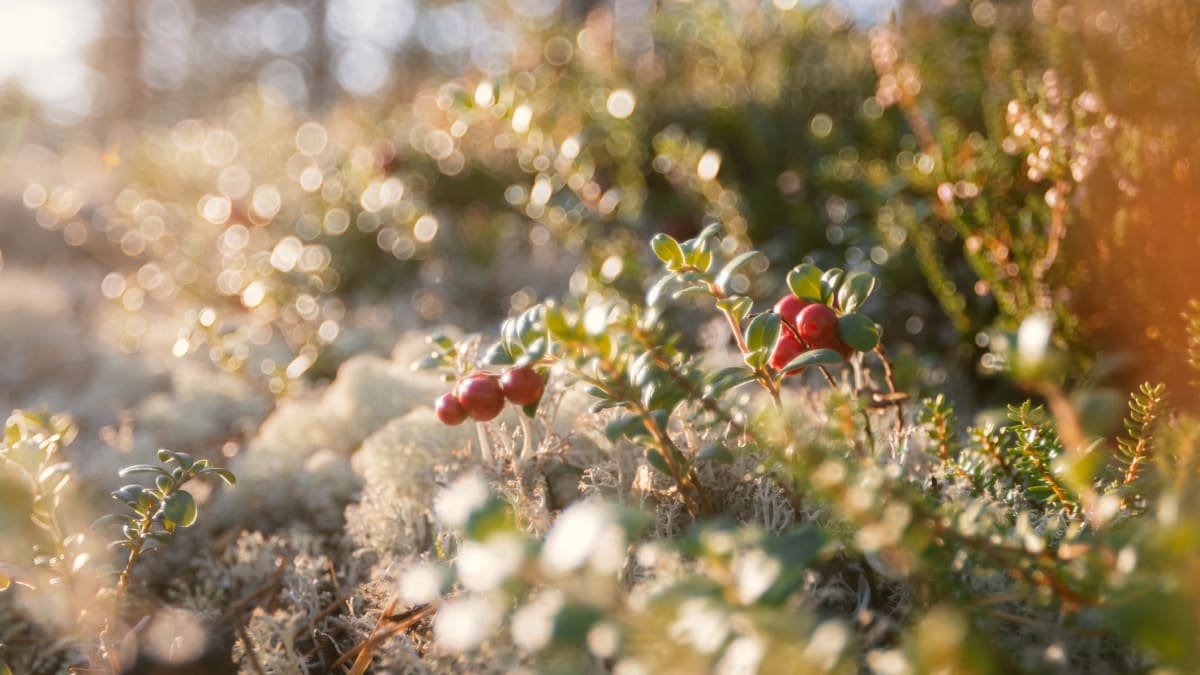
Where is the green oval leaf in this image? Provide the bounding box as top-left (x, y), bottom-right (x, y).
top-left (819, 268), bottom-right (844, 304)
top-left (715, 251), bottom-right (762, 293)
top-left (744, 312), bottom-right (781, 354)
top-left (163, 490), bottom-right (198, 528)
top-left (786, 264), bottom-right (823, 302)
top-left (781, 348), bottom-right (844, 374)
top-left (837, 271), bottom-right (877, 314)
top-left (646, 275), bottom-right (676, 308)
top-left (606, 415), bottom-right (647, 442)
top-left (696, 222), bottom-right (723, 242)
top-left (651, 233), bottom-right (684, 268)
top-left (483, 342), bottom-right (516, 366)
top-left (645, 449), bottom-right (672, 475)
top-left (205, 468), bottom-right (237, 486)
top-left (117, 464), bottom-right (172, 478)
top-left (837, 313), bottom-right (881, 352)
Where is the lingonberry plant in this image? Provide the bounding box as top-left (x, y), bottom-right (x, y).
top-left (0, 411), bottom-right (236, 674)
top-left (417, 224), bottom-right (896, 515)
top-left (398, 226), bottom-right (1200, 674)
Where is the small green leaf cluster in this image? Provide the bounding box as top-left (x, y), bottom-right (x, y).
top-left (1, 411), bottom-right (81, 586)
top-left (419, 226), bottom-right (893, 517)
top-left (1114, 383), bottom-right (1166, 492)
top-left (100, 449), bottom-right (236, 558)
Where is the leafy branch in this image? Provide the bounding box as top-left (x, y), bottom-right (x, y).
top-left (1117, 382), bottom-right (1166, 487)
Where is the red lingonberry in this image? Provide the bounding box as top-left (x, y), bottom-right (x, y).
top-left (500, 365), bottom-right (544, 406)
top-left (768, 331), bottom-right (807, 374)
top-left (795, 304), bottom-right (839, 346)
top-left (457, 373), bottom-right (505, 421)
top-left (773, 295), bottom-right (809, 328)
top-left (435, 392), bottom-right (468, 426)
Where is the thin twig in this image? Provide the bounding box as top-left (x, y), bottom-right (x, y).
top-left (292, 591), bottom-right (355, 640)
top-left (336, 602), bottom-right (436, 673)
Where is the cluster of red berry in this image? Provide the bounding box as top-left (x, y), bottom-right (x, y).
top-left (435, 365), bottom-right (545, 425)
top-left (768, 294), bottom-right (852, 373)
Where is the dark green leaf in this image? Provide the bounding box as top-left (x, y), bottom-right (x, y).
top-left (744, 312), bottom-right (781, 353)
top-left (781, 349), bottom-right (844, 374)
top-left (112, 485), bottom-right (146, 506)
top-left (705, 366), bottom-right (756, 398)
top-left (837, 313), bottom-right (881, 352)
top-left (483, 342), bottom-right (515, 366)
top-left (155, 475), bottom-right (173, 493)
top-left (606, 415), bottom-right (646, 442)
top-left (588, 399), bottom-right (626, 413)
top-left (163, 491), bottom-right (198, 528)
top-left (645, 449), bottom-right (672, 475)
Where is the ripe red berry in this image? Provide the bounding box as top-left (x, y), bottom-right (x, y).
top-left (795, 304), bottom-right (839, 346)
top-left (500, 365), bottom-right (544, 406)
top-left (768, 332), bottom-right (807, 374)
top-left (457, 374), bottom-right (505, 421)
top-left (435, 392), bottom-right (468, 426)
top-left (773, 295), bottom-right (809, 328)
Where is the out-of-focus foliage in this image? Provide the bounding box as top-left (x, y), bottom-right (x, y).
top-left (3, 0), bottom-right (1200, 673)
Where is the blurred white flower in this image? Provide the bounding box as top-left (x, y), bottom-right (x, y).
top-left (457, 534), bottom-right (526, 592)
top-left (716, 635), bottom-right (765, 675)
top-left (587, 621), bottom-right (621, 658)
top-left (1017, 312), bottom-right (1054, 367)
top-left (732, 549), bottom-right (781, 604)
top-left (434, 595), bottom-right (502, 652)
top-left (399, 563), bottom-right (444, 605)
top-left (668, 598), bottom-right (730, 654)
top-left (802, 621), bottom-right (849, 670)
top-left (434, 473), bottom-right (490, 528)
top-left (511, 590), bottom-right (563, 652)
top-left (541, 500), bottom-right (627, 573)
